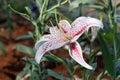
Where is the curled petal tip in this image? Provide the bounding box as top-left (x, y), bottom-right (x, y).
top-left (35, 58), bottom-right (40, 64)
top-left (35, 47), bottom-right (44, 64)
top-left (87, 66), bottom-right (93, 70)
top-left (35, 57), bottom-right (40, 64)
top-left (87, 17), bottom-right (103, 28)
top-left (69, 41), bottom-right (94, 70)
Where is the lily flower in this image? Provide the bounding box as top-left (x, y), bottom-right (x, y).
top-left (35, 17), bottom-right (103, 70)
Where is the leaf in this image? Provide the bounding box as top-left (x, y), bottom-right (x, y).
top-left (16, 57), bottom-right (35, 80)
top-left (86, 4), bottom-right (105, 11)
top-left (16, 35), bottom-right (32, 40)
top-left (43, 54), bottom-right (61, 62)
top-left (16, 32), bottom-right (33, 40)
top-left (16, 70), bottom-right (30, 80)
top-left (0, 43), bottom-right (7, 56)
top-left (30, 71), bottom-right (40, 80)
top-left (35, 0), bottom-right (43, 9)
top-left (22, 57), bottom-right (37, 65)
top-left (15, 45), bottom-right (36, 55)
top-left (103, 33), bottom-right (114, 42)
top-left (69, 0), bottom-right (93, 11)
top-left (25, 6), bottom-right (32, 15)
top-left (98, 32), bottom-right (115, 78)
top-left (46, 69), bottom-right (64, 80)
top-left (25, 6), bottom-right (33, 19)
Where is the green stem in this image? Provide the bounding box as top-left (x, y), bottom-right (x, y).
top-left (32, 21), bottom-right (41, 41)
top-left (108, 12), bottom-right (116, 80)
top-left (89, 41), bottom-right (94, 63)
top-left (55, 9), bottom-right (58, 25)
top-left (38, 65), bottom-right (42, 80)
top-left (37, 0), bottom-right (48, 22)
top-left (4, 0), bottom-right (13, 41)
top-left (44, 0), bottom-right (68, 14)
top-left (113, 0), bottom-right (117, 79)
top-left (108, 0), bottom-right (113, 11)
top-left (79, 4), bottom-right (82, 16)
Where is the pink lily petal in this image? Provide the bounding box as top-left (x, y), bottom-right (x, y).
top-left (35, 38), bottom-right (69, 64)
top-left (49, 27), bottom-right (69, 40)
top-left (69, 41), bottom-right (93, 69)
top-left (91, 27), bottom-right (99, 41)
top-left (58, 20), bottom-right (71, 34)
top-left (49, 27), bottom-right (59, 34)
top-left (70, 17), bottom-right (103, 42)
top-left (35, 34), bottom-right (57, 49)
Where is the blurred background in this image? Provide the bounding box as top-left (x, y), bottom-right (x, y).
top-left (0, 0), bottom-right (120, 80)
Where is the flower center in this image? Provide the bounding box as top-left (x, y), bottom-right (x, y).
top-left (64, 35), bottom-right (71, 40)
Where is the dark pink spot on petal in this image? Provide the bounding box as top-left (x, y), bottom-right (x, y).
top-left (70, 42), bottom-right (78, 53)
top-left (62, 27), bottom-right (67, 33)
top-left (74, 24), bottom-right (89, 37)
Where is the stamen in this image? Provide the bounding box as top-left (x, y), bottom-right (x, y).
top-left (50, 20), bottom-right (54, 27)
top-left (44, 18), bottom-right (52, 26)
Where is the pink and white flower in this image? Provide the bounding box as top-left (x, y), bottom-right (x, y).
top-left (35, 17), bottom-right (103, 70)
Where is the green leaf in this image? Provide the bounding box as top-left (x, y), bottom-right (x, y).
top-left (86, 4), bottom-right (105, 11)
top-left (98, 33), bottom-right (115, 78)
top-left (0, 43), bottom-right (7, 56)
top-left (46, 69), bottom-right (64, 80)
top-left (43, 54), bottom-right (60, 62)
top-left (103, 33), bottom-right (114, 42)
top-left (30, 71), bottom-right (40, 80)
top-left (69, 0), bottom-right (93, 11)
top-left (35, 0), bottom-right (43, 9)
top-left (16, 35), bottom-right (32, 40)
top-left (16, 70), bottom-right (30, 80)
top-left (15, 45), bottom-right (35, 55)
top-left (25, 6), bottom-right (32, 15)
top-left (16, 33), bottom-right (33, 40)
top-left (16, 57), bottom-right (34, 80)
top-left (25, 6), bottom-right (33, 20)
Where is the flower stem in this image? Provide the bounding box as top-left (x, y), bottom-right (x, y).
top-left (37, 0), bottom-right (48, 22)
top-left (43, 0), bottom-right (68, 14)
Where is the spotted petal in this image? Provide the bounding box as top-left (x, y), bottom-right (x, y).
top-left (71, 17), bottom-right (103, 42)
top-left (58, 20), bottom-right (71, 34)
top-left (91, 27), bottom-right (99, 41)
top-left (49, 27), bottom-right (59, 34)
top-left (35, 27), bottom-right (67, 49)
top-left (35, 35), bottom-right (69, 64)
top-left (35, 34), bottom-right (57, 49)
top-left (69, 41), bottom-right (93, 69)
